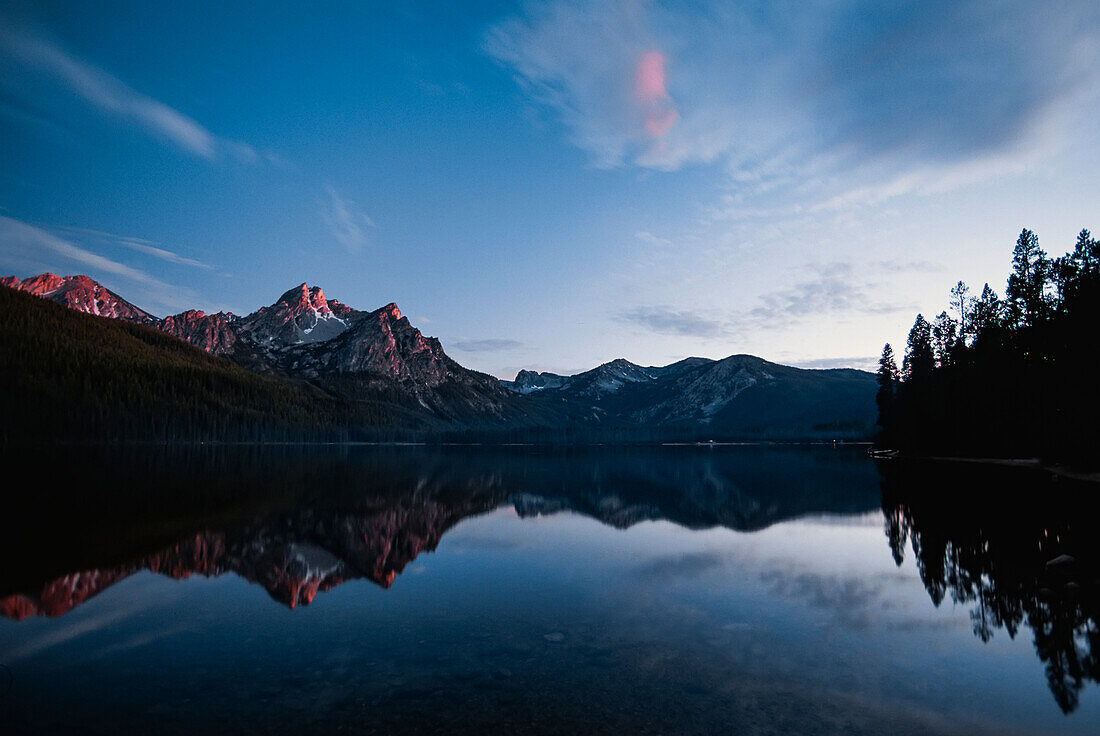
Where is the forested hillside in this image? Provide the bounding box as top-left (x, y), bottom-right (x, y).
top-left (0, 286), bottom-right (422, 442)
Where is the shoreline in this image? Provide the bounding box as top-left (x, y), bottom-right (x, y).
top-left (888, 453), bottom-right (1100, 484)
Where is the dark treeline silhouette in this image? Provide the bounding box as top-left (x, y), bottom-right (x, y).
top-left (876, 227), bottom-right (1100, 463)
top-left (879, 460), bottom-right (1100, 713)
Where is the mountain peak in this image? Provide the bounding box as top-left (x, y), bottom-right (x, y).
top-left (277, 282), bottom-right (310, 303)
top-left (377, 302), bottom-right (402, 320)
top-left (241, 282), bottom-right (349, 345)
top-left (1, 272), bottom-right (156, 323)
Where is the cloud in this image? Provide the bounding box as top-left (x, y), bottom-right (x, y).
top-left (618, 306), bottom-right (732, 338)
top-left (758, 568), bottom-right (884, 631)
top-left (488, 0), bottom-right (1100, 187)
top-left (0, 598), bottom-right (149, 663)
top-left (792, 356), bottom-right (880, 372)
top-left (115, 240), bottom-right (213, 269)
top-left (322, 185), bottom-right (374, 252)
top-left (3, 215), bottom-right (166, 286)
top-left (450, 338), bottom-right (525, 353)
top-left (633, 50), bottom-right (677, 141)
top-left (867, 259), bottom-right (945, 275)
top-left (0, 214), bottom-right (197, 312)
top-left (619, 261), bottom-right (914, 340)
top-left (56, 226), bottom-right (213, 270)
top-left (0, 24), bottom-right (254, 160)
top-left (634, 230), bottom-right (671, 248)
top-left (634, 550), bottom-right (726, 579)
top-left (485, 0), bottom-right (666, 168)
top-left (746, 263), bottom-right (909, 329)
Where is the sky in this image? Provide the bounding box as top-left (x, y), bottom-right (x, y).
top-left (1, 0), bottom-right (1098, 378)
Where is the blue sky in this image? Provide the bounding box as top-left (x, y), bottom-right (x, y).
top-left (1, 1), bottom-right (1098, 378)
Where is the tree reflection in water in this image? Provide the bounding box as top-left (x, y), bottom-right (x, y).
top-left (880, 460), bottom-right (1100, 713)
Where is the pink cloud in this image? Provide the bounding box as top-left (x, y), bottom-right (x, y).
top-left (633, 50), bottom-right (679, 140)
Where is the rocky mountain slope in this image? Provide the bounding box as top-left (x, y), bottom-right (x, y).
top-left (158, 309), bottom-right (239, 355)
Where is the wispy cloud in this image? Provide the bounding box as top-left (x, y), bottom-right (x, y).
top-left (485, 0), bottom-right (664, 168)
top-left (619, 261), bottom-right (913, 341)
top-left (0, 24), bottom-right (255, 161)
top-left (450, 338), bottom-right (525, 353)
top-left (618, 306), bottom-right (732, 339)
top-left (115, 240), bottom-right (212, 269)
top-left (56, 226), bottom-right (213, 270)
top-left (867, 259), bottom-right (945, 275)
top-left (746, 263), bottom-right (908, 329)
top-left (322, 185), bottom-right (374, 252)
top-left (3, 215), bottom-right (166, 286)
top-left (634, 230), bottom-right (671, 248)
top-left (791, 356), bottom-right (879, 372)
top-left (634, 550), bottom-right (726, 580)
top-left (1, 604), bottom-right (140, 663)
top-left (0, 214), bottom-right (197, 312)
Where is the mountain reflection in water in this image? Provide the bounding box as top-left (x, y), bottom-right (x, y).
top-left (1, 445), bottom-right (879, 616)
top-left (0, 445), bottom-right (1097, 734)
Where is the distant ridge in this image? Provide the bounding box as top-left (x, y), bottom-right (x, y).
top-left (503, 355), bottom-right (876, 437)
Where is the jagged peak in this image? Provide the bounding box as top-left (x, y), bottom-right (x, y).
top-left (162, 309), bottom-right (235, 322)
top-left (376, 302), bottom-right (402, 320)
top-left (326, 298), bottom-right (354, 317)
top-left (270, 282), bottom-right (337, 318)
top-left (168, 309), bottom-right (207, 319)
top-left (308, 285), bottom-right (328, 307)
top-left (277, 282), bottom-right (311, 305)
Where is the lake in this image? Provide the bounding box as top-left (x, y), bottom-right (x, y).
top-left (0, 445), bottom-right (1096, 735)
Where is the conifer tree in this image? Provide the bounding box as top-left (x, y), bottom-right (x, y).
top-left (968, 283), bottom-right (1002, 339)
top-left (902, 314), bottom-right (934, 381)
top-left (1006, 228), bottom-right (1048, 329)
top-left (875, 343), bottom-right (898, 429)
top-left (931, 311), bottom-right (958, 368)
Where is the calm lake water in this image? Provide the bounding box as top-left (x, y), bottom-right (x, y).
top-left (0, 445), bottom-right (1096, 735)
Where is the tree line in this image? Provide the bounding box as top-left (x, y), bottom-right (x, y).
top-left (875, 227), bottom-right (1099, 462)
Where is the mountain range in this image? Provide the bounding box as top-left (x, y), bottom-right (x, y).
top-left (0, 273), bottom-right (877, 440)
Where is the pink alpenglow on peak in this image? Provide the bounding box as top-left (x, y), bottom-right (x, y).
top-left (0, 272), bottom-right (156, 323)
top-left (633, 50), bottom-right (678, 141)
